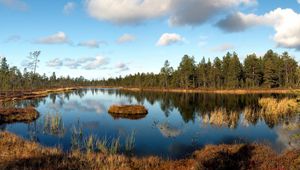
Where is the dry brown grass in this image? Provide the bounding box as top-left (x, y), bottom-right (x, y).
top-left (0, 107), bottom-right (39, 124)
top-left (108, 105), bottom-right (148, 115)
top-left (0, 131), bottom-right (299, 170)
top-left (259, 97), bottom-right (299, 115)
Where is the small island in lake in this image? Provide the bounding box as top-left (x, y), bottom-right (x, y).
top-left (108, 105), bottom-right (148, 115)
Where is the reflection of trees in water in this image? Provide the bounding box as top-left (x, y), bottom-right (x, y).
top-left (202, 108), bottom-right (239, 129)
top-left (1, 98), bottom-right (45, 109)
top-left (115, 90), bottom-right (297, 128)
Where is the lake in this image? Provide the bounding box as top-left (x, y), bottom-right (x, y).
top-left (1, 88), bottom-right (299, 159)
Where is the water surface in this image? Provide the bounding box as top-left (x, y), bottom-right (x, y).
top-left (1, 88), bottom-right (299, 159)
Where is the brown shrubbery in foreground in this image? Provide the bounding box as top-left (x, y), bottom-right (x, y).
top-left (0, 132), bottom-right (299, 170)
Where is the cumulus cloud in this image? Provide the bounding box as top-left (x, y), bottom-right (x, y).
top-left (212, 43), bottom-right (235, 52)
top-left (36, 32), bottom-right (70, 44)
top-left (117, 34), bottom-right (135, 44)
top-left (78, 40), bottom-right (105, 48)
top-left (46, 58), bottom-right (63, 68)
top-left (298, 0), bottom-right (300, 4)
top-left (0, 0), bottom-right (28, 11)
top-left (85, 0), bottom-right (170, 25)
top-left (168, 0), bottom-right (256, 26)
top-left (4, 35), bottom-right (21, 43)
top-left (216, 8), bottom-right (300, 50)
top-left (63, 2), bottom-right (76, 14)
top-left (85, 0), bottom-right (256, 26)
top-left (83, 56), bottom-right (109, 70)
top-left (156, 33), bottom-right (184, 46)
top-left (47, 56), bottom-right (109, 70)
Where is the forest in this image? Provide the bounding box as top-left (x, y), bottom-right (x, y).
top-left (103, 50), bottom-right (300, 89)
top-left (0, 49), bottom-right (299, 93)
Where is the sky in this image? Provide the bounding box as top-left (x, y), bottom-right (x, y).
top-left (1, 0), bottom-right (300, 80)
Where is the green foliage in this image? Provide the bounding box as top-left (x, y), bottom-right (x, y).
top-left (102, 50), bottom-right (299, 89)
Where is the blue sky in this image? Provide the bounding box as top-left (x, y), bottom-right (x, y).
top-left (1, 0), bottom-right (300, 79)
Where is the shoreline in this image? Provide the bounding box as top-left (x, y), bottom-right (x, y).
top-left (0, 87), bottom-right (78, 102)
top-left (119, 87), bottom-right (299, 94)
top-left (1, 86), bottom-right (299, 102)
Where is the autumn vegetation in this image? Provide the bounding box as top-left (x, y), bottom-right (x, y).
top-left (0, 132), bottom-right (299, 170)
top-left (0, 107), bottom-right (39, 124)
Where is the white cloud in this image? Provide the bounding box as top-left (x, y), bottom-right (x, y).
top-left (85, 0), bottom-right (170, 24)
top-left (46, 58), bottom-right (63, 68)
top-left (78, 40), bottom-right (104, 48)
top-left (36, 32), bottom-right (69, 44)
top-left (63, 2), bottom-right (76, 14)
top-left (85, 0), bottom-right (256, 26)
top-left (156, 33), bottom-right (184, 46)
top-left (298, 0), bottom-right (300, 4)
top-left (83, 56), bottom-right (109, 70)
top-left (217, 8), bottom-right (300, 50)
top-left (212, 43), bottom-right (235, 52)
top-left (117, 34), bottom-right (135, 44)
top-left (47, 56), bottom-right (109, 70)
top-left (0, 0), bottom-right (28, 11)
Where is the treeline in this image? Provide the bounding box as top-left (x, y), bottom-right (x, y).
top-left (103, 50), bottom-right (300, 89)
top-left (0, 57), bottom-right (100, 93)
top-left (1, 49), bottom-right (299, 92)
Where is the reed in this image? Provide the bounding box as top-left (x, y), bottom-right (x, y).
top-left (43, 113), bottom-right (65, 137)
top-left (125, 130), bottom-right (136, 154)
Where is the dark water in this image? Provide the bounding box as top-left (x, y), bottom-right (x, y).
top-left (1, 88), bottom-right (299, 159)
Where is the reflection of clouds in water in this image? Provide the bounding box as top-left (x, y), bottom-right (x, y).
top-left (275, 119), bottom-right (300, 150)
top-left (48, 99), bottom-right (106, 114)
top-left (157, 122), bottom-right (182, 138)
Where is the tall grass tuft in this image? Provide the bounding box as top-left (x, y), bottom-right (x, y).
top-left (109, 137), bottom-right (120, 155)
top-left (85, 135), bottom-right (95, 153)
top-left (43, 113), bottom-right (65, 137)
top-left (96, 137), bottom-right (109, 154)
top-left (125, 130), bottom-right (136, 154)
top-left (71, 121), bottom-right (83, 151)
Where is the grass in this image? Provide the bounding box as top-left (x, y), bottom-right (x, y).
top-left (0, 107), bottom-right (39, 124)
top-left (0, 131), bottom-right (299, 170)
top-left (125, 130), bottom-right (136, 154)
top-left (43, 113), bottom-right (65, 137)
top-left (108, 105), bottom-right (148, 114)
top-left (258, 97), bottom-right (299, 115)
top-left (108, 105), bottom-right (148, 119)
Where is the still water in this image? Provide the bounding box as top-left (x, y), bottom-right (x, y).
top-left (1, 88), bottom-right (299, 159)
